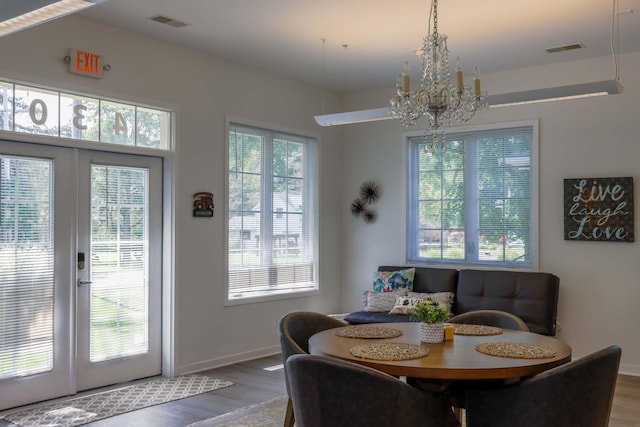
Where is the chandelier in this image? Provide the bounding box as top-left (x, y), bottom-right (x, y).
top-left (390, 0), bottom-right (488, 154)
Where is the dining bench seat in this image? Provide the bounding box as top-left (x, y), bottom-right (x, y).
top-left (345, 266), bottom-right (559, 336)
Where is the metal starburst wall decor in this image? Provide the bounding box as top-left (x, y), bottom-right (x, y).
top-left (351, 181), bottom-right (380, 224)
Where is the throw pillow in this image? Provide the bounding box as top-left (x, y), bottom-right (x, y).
top-left (389, 296), bottom-right (425, 315)
top-left (407, 291), bottom-right (455, 305)
top-left (407, 291), bottom-right (455, 316)
top-left (362, 290), bottom-right (407, 312)
top-left (372, 268), bottom-right (415, 293)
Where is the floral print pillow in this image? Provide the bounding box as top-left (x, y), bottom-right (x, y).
top-left (372, 268), bottom-right (415, 293)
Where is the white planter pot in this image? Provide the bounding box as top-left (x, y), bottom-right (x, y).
top-left (420, 322), bottom-right (445, 343)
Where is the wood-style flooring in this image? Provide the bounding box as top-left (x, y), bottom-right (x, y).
top-left (1, 354), bottom-right (639, 426)
top-left (612, 374), bottom-right (640, 427)
top-left (0, 355), bottom-right (286, 427)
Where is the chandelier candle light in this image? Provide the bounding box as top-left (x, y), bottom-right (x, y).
top-left (390, 0), bottom-right (488, 154)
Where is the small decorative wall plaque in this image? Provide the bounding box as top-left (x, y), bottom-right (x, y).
top-left (563, 177), bottom-right (634, 242)
top-left (193, 192), bottom-right (214, 217)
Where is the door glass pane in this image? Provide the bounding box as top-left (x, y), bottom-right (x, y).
top-left (90, 165), bottom-right (149, 362)
top-left (0, 155), bottom-right (54, 379)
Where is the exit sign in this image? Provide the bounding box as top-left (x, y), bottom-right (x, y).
top-left (67, 48), bottom-right (104, 79)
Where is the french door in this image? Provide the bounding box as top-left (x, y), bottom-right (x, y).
top-left (0, 140), bottom-right (162, 409)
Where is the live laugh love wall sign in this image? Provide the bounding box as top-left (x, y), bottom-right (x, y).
top-left (564, 177), bottom-right (634, 242)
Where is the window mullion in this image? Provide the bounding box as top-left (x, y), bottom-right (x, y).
top-left (465, 136), bottom-right (479, 262)
top-left (301, 142), bottom-right (311, 262)
top-left (262, 135), bottom-right (274, 269)
top-left (407, 142), bottom-right (419, 260)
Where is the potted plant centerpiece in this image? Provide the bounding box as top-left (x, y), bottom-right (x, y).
top-left (410, 299), bottom-right (451, 343)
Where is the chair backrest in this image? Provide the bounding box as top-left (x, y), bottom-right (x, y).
top-left (455, 269), bottom-right (559, 335)
top-left (447, 309), bottom-right (529, 331)
top-left (378, 265), bottom-right (459, 294)
top-left (465, 345), bottom-right (622, 427)
top-left (278, 312), bottom-right (345, 394)
top-left (286, 354), bottom-right (452, 427)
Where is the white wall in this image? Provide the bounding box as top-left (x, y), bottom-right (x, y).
top-left (340, 52), bottom-right (640, 375)
top-left (0, 16), bottom-right (344, 374)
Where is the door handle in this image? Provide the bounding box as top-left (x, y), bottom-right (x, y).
top-left (77, 279), bottom-right (93, 287)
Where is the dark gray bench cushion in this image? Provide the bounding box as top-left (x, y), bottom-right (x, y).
top-left (455, 269), bottom-right (559, 336)
top-left (344, 311), bottom-right (415, 324)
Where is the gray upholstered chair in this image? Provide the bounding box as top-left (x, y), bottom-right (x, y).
top-left (278, 312), bottom-right (346, 427)
top-left (465, 345), bottom-right (621, 427)
top-left (419, 310), bottom-right (528, 421)
top-left (286, 354), bottom-right (456, 427)
top-left (447, 309), bottom-right (529, 331)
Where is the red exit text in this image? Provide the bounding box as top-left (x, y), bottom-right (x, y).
top-left (67, 48), bottom-right (104, 79)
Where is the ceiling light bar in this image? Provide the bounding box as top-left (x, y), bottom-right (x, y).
top-left (0, 0), bottom-right (107, 38)
top-left (488, 80), bottom-right (623, 107)
top-left (314, 107), bottom-right (392, 127)
top-left (314, 80), bottom-right (623, 126)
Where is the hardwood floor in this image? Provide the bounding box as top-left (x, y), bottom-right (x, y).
top-left (1, 354), bottom-right (638, 426)
top-left (0, 354), bottom-right (287, 427)
top-left (611, 374), bottom-right (640, 427)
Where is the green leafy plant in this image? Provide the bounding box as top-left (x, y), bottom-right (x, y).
top-left (409, 299), bottom-right (451, 324)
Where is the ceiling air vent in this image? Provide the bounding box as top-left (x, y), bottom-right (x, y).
top-left (546, 43), bottom-right (584, 53)
top-left (147, 14), bottom-right (189, 28)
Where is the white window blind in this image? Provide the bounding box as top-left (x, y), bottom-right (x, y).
top-left (227, 123), bottom-right (318, 300)
top-left (89, 165), bottom-right (149, 361)
top-left (407, 123), bottom-right (536, 267)
top-left (0, 155), bottom-right (54, 380)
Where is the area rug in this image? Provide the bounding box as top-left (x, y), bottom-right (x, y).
top-left (186, 396), bottom-right (288, 427)
top-left (2, 375), bottom-right (234, 427)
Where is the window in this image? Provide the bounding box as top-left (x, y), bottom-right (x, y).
top-left (407, 121), bottom-right (537, 268)
top-left (0, 155), bottom-right (54, 379)
top-left (0, 79), bottom-right (171, 150)
top-left (227, 123), bottom-right (318, 301)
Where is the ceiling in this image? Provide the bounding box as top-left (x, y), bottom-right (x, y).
top-left (76, 0), bottom-right (640, 93)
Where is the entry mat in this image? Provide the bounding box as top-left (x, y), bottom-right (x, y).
top-left (2, 375), bottom-right (234, 427)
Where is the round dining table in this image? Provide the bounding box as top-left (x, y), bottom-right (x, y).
top-left (308, 322), bottom-right (571, 380)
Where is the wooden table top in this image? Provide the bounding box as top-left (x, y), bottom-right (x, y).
top-left (308, 322), bottom-right (572, 380)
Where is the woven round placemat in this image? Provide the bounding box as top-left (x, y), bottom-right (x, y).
top-left (453, 324), bottom-right (503, 336)
top-left (350, 342), bottom-right (429, 361)
top-left (335, 326), bottom-right (403, 339)
top-left (475, 342), bottom-right (557, 359)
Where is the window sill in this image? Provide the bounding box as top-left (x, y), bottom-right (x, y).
top-left (224, 287), bottom-right (320, 306)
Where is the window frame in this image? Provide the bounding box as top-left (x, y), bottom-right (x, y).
top-left (225, 120), bottom-right (319, 305)
top-left (405, 120), bottom-right (539, 270)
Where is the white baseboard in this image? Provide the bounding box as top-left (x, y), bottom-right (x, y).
top-left (176, 345), bottom-right (281, 376)
top-left (619, 363), bottom-right (640, 377)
